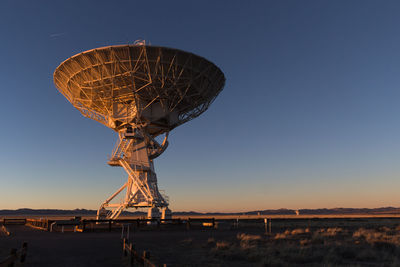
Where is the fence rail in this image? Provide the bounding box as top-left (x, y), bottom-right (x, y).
top-left (2, 219), bottom-right (26, 225)
top-left (25, 219), bottom-right (53, 231)
top-left (2, 217), bottom-right (274, 234)
top-left (0, 242), bottom-right (27, 267)
top-left (122, 238), bottom-right (158, 267)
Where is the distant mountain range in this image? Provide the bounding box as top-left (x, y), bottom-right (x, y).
top-left (1, 207), bottom-right (399, 216)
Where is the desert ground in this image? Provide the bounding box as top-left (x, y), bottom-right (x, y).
top-left (2, 215), bottom-right (400, 266)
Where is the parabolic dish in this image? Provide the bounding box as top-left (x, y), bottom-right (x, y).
top-left (54, 45), bottom-right (225, 135)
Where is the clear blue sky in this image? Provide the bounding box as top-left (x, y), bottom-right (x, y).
top-left (1, 1), bottom-right (400, 212)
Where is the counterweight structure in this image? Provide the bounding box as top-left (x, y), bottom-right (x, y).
top-left (54, 43), bottom-right (225, 219)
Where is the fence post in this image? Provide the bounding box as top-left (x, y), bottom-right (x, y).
top-left (129, 243), bottom-right (134, 265)
top-left (264, 218), bottom-right (268, 234)
top-left (186, 218), bottom-right (191, 230)
top-left (123, 238), bottom-right (127, 256)
top-left (143, 250), bottom-right (150, 264)
top-left (269, 218), bottom-right (272, 234)
top-left (127, 225), bottom-right (130, 241)
top-left (9, 248), bottom-right (17, 267)
top-left (108, 220), bottom-right (112, 232)
top-left (50, 222), bottom-right (56, 232)
top-left (143, 250), bottom-right (150, 258)
top-left (20, 242), bottom-right (27, 263)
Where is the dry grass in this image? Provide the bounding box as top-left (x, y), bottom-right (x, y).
top-left (237, 233), bottom-right (262, 250)
top-left (353, 227), bottom-right (400, 247)
top-left (274, 228), bottom-right (312, 239)
top-left (215, 241), bottom-right (231, 250)
top-left (237, 233), bottom-right (262, 242)
top-left (210, 224), bottom-right (400, 266)
top-left (207, 237), bottom-right (215, 245)
top-left (180, 238), bottom-right (193, 246)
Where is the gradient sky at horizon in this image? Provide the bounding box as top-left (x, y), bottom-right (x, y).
top-left (1, 1), bottom-right (400, 212)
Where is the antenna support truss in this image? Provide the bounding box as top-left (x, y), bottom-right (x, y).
top-left (97, 127), bottom-right (170, 220)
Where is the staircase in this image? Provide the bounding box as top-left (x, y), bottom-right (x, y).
top-left (108, 138), bottom-right (132, 166)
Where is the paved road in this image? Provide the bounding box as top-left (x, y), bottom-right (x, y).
top-left (1, 224), bottom-right (254, 266)
top-left (0, 225), bottom-right (122, 266)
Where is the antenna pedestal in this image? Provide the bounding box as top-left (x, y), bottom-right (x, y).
top-left (96, 129), bottom-right (169, 220)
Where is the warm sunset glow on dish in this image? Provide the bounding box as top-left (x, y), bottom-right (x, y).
top-left (53, 43), bottom-right (225, 219)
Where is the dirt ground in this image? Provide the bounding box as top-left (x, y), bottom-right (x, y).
top-left (1, 224), bottom-right (251, 266)
top-left (2, 217), bottom-right (400, 266)
top-left (0, 225), bottom-right (122, 266)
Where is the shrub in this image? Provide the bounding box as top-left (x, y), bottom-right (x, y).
top-left (315, 227), bottom-right (344, 237)
top-left (237, 233), bottom-right (262, 249)
top-left (237, 233), bottom-right (262, 242)
top-left (290, 228), bottom-right (310, 235)
top-left (215, 241), bottom-right (230, 250)
top-left (299, 239), bottom-right (309, 246)
top-left (373, 241), bottom-right (396, 252)
top-left (355, 248), bottom-right (380, 262)
top-left (274, 233), bottom-right (288, 240)
top-left (180, 238), bottom-right (193, 246)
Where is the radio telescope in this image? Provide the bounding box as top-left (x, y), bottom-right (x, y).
top-left (53, 42), bottom-right (225, 220)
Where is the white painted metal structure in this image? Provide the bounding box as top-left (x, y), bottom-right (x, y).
top-left (53, 42), bottom-right (225, 220)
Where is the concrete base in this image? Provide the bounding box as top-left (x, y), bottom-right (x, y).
top-left (96, 207), bottom-right (107, 220)
top-left (147, 207), bottom-right (160, 219)
top-left (161, 207), bottom-right (172, 219)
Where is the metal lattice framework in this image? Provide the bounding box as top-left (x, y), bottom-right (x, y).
top-left (54, 44), bottom-right (225, 135)
top-left (53, 43), bottom-right (225, 219)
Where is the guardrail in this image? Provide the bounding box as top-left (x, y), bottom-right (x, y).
top-left (0, 242), bottom-right (27, 267)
